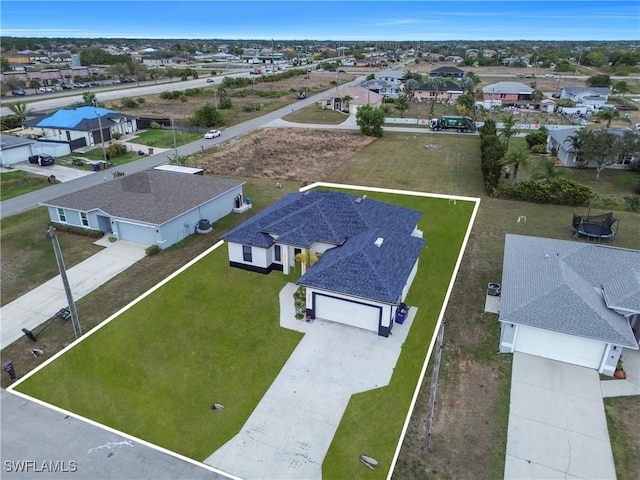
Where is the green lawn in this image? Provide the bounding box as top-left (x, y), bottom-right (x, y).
top-left (55, 148), bottom-right (143, 169)
top-left (282, 105), bottom-right (349, 124)
top-left (131, 129), bottom-right (202, 148)
top-left (14, 188), bottom-right (475, 474)
top-left (0, 170), bottom-right (51, 201)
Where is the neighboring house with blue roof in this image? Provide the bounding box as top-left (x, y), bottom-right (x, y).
top-left (498, 234), bottom-right (639, 376)
top-left (222, 190), bottom-right (425, 337)
top-left (26, 106), bottom-right (137, 152)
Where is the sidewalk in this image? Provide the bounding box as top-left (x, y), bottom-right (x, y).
top-left (0, 238), bottom-right (147, 349)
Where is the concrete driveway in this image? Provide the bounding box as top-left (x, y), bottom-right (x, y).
top-left (205, 283), bottom-right (416, 480)
top-left (505, 353), bottom-right (616, 480)
top-left (0, 237), bottom-right (147, 349)
top-left (4, 163), bottom-right (93, 182)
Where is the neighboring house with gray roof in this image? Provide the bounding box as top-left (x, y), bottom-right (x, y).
top-left (222, 190), bottom-right (425, 337)
top-left (26, 106), bottom-right (138, 152)
top-left (429, 66), bottom-right (465, 78)
top-left (360, 79), bottom-right (402, 98)
top-left (0, 133), bottom-right (36, 167)
top-left (482, 82), bottom-right (534, 107)
top-left (560, 86), bottom-right (611, 106)
top-left (414, 80), bottom-right (464, 103)
top-left (42, 170), bottom-right (245, 250)
top-left (374, 70), bottom-right (405, 84)
top-left (498, 234), bottom-right (639, 376)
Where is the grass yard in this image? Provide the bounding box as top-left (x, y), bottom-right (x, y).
top-left (131, 129), bottom-right (202, 148)
top-left (55, 148), bottom-right (143, 169)
top-left (0, 207), bottom-right (103, 306)
top-left (13, 189), bottom-right (475, 476)
top-left (282, 104), bottom-right (350, 124)
top-left (605, 397), bottom-right (640, 480)
top-left (0, 170), bottom-right (52, 201)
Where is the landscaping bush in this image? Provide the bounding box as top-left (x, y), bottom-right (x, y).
top-left (149, 121), bottom-right (162, 129)
top-left (624, 196), bottom-right (640, 211)
top-left (50, 222), bottom-right (104, 238)
top-left (525, 126), bottom-right (549, 150)
top-left (500, 178), bottom-right (595, 206)
top-left (531, 144), bottom-right (547, 154)
top-left (184, 88), bottom-right (203, 97)
top-left (190, 103), bottom-right (224, 127)
top-left (106, 142), bottom-right (128, 157)
top-left (136, 97), bottom-right (145, 105)
top-left (145, 245), bottom-right (161, 256)
top-left (120, 97), bottom-right (138, 108)
top-left (160, 91), bottom-right (182, 100)
top-left (592, 194), bottom-right (624, 210)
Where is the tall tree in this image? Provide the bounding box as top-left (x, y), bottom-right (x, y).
top-left (595, 108), bottom-right (619, 128)
top-left (582, 129), bottom-right (620, 181)
top-left (394, 97), bottom-right (409, 117)
top-left (356, 104), bottom-right (385, 137)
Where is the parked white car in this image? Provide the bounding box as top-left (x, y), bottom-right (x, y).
top-left (38, 86), bottom-right (55, 93)
top-left (204, 129), bottom-right (221, 139)
top-left (544, 73), bottom-right (555, 78)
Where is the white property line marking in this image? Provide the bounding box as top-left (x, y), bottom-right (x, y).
top-left (7, 182), bottom-right (480, 480)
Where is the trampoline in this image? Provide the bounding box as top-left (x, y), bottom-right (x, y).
top-left (572, 211), bottom-right (619, 241)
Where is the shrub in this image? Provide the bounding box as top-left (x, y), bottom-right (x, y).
top-left (500, 178), bottom-right (595, 206)
top-left (149, 121), bottom-right (162, 129)
top-left (145, 245), bottom-right (161, 256)
top-left (624, 196), bottom-right (640, 211)
top-left (106, 142), bottom-right (128, 157)
top-left (112, 132), bottom-right (122, 140)
top-left (136, 97), bottom-right (145, 104)
top-left (179, 95), bottom-right (187, 103)
top-left (108, 236), bottom-right (117, 242)
top-left (531, 144), bottom-right (547, 154)
top-left (120, 97), bottom-right (138, 108)
top-left (242, 103), bottom-right (263, 112)
top-left (592, 194), bottom-right (623, 210)
top-left (160, 91), bottom-right (181, 100)
top-left (50, 222), bottom-right (104, 238)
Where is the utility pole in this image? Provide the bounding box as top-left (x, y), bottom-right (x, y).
top-left (93, 98), bottom-right (108, 164)
top-left (48, 226), bottom-right (82, 339)
top-left (171, 117), bottom-right (178, 157)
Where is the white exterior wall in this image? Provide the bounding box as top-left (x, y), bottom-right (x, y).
top-left (400, 259), bottom-right (420, 302)
top-left (0, 144), bottom-right (34, 166)
top-left (227, 242), bottom-right (269, 269)
top-left (40, 128), bottom-right (89, 144)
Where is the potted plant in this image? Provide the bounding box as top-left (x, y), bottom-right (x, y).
top-left (614, 359), bottom-right (626, 379)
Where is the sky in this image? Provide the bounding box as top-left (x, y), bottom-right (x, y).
top-left (1, 0), bottom-right (639, 41)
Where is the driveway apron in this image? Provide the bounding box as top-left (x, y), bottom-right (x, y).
top-left (504, 352), bottom-right (616, 480)
top-left (205, 283), bottom-right (415, 480)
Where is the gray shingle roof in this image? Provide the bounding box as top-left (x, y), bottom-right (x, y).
top-left (42, 170), bottom-right (244, 225)
top-left (298, 228), bottom-right (425, 304)
top-left (482, 82), bottom-right (534, 94)
top-left (549, 127), bottom-right (580, 152)
top-left (562, 86), bottom-right (611, 96)
top-left (0, 133), bottom-right (35, 149)
top-left (499, 234), bottom-right (639, 348)
top-left (416, 80), bottom-right (464, 92)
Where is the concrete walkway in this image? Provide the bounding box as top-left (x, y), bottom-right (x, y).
top-left (601, 347), bottom-right (640, 398)
top-left (205, 283), bottom-right (416, 480)
top-left (0, 237), bottom-right (147, 349)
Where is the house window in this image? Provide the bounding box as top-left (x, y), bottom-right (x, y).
top-left (57, 208), bottom-right (66, 222)
top-left (274, 245), bottom-right (281, 262)
top-left (242, 245), bottom-right (252, 262)
top-left (80, 212), bottom-right (89, 227)
top-left (499, 93), bottom-right (507, 99)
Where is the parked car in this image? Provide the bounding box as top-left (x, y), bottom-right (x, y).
top-left (204, 129), bottom-right (221, 139)
top-left (11, 89), bottom-right (26, 96)
top-left (544, 73), bottom-right (555, 78)
top-left (61, 83), bottom-right (73, 89)
top-left (206, 78), bottom-right (215, 83)
top-left (38, 86), bottom-right (55, 93)
top-left (73, 82), bottom-right (88, 88)
top-left (28, 154), bottom-right (55, 166)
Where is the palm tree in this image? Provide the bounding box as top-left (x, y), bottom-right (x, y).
top-left (595, 108), bottom-right (618, 128)
top-left (564, 128), bottom-right (588, 167)
top-left (395, 97), bottom-right (409, 117)
top-left (533, 158), bottom-right (567, 183)
top-left (500, 113), bottom-right (517, 149)
top-left (427, 76), bottom-right (447, 119)
top-left (502, 144), bottom-right (530, 185)
top-left (341, 95), bottom-right (353, 112)
top-left (8, 102), bottom-right (32, 123)
top-left (295, 249), bottom-right (321, 275)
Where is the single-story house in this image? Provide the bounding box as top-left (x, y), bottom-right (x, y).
top-left (547, 127), bottom-right (581, 167)
top-left (498, 234), bottom-right (639, 376)
top-left (548, 127), bottom-right (639, 168)
top-left (26, 106), bottom-right (138, 152)
top-left (359, 79), bottom-right (402, 98)
top-left (414, 80), bottom-right (464, 103)
top-left (429, 66), bottom-right (465, 78)
top-left (444, 56), bottom-right (463, 63)
top-left (482, 82), bottom-right (534, 106)
top-left (222, 190), bottom-right (426, 337)
top-left (0, 132), bottom-right (71, 167)
top-left (42, 170), bottom-right (245, 250)
top-left (560, 86), bottom-right (611, 106)
top-left (317, 86), bottom-right (383, 114)
top-left (373, 70), bottom-right (404, 85)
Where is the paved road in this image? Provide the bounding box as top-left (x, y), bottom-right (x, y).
top-left (0, 75), bottom-right (365, 219)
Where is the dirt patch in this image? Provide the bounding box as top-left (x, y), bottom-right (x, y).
top-left (194, 128), bottom-right (375, 182)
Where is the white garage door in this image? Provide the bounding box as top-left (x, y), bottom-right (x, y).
top-left (515, 326), bottom-right (605, 369)
top-left (314, 294), bottom-right (381, 333)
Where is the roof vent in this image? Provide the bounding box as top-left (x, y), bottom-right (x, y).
top-left (374, 237), bottom-right (384, 248)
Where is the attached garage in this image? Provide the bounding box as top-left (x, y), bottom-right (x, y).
top-left (313, 293), bottom-right (382, 334)
top-left (514, 326), bottom-right (605, 369)
top-left (114, 220), bottom-right (156, 247)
